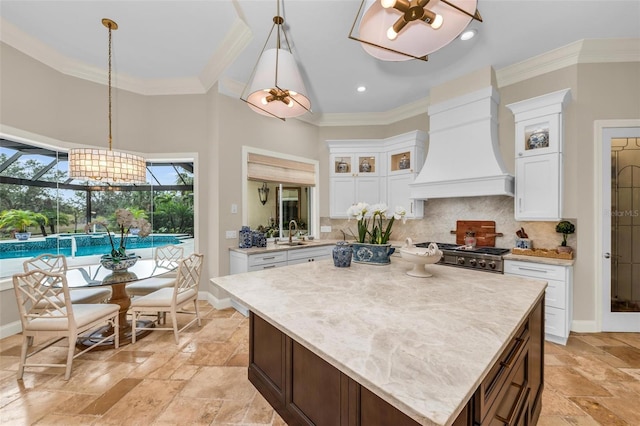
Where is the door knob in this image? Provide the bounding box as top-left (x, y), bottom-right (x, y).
top-left (604, 252), bottom-right (611, 259)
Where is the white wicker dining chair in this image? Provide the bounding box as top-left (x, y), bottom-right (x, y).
top-left (12, 269), bottom-right (120, 380)
top-left (23, 253), bottom-right (112, 305)
top-left (130, 253), bottom-right (204, 344)
top-left (125, 244), bottom-right (184, 298)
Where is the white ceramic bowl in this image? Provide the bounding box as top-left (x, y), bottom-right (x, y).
top-left (399, 243), bottom-right (443, 277)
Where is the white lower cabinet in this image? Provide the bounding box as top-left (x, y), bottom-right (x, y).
top-left (504, 259), bottom-right (573, 345)
top-left (286, 246), bottom-right (333, 265)
top-left (230, 245), bottom-right (334, 273)
top-left (230, 251), bottom-right (287, 274)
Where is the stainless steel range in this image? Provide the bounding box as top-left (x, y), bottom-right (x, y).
top-left (415, 242), bottom-right (510, 273)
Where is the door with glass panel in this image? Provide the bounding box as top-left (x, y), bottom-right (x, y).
top-left (602, 126), bottom-right (640, 331)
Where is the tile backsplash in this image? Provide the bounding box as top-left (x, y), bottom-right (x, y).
top-left (321, 196), bottom-right (577, 251)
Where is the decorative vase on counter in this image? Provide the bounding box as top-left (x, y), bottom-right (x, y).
top-left (239, 226), bottom-right (252, 249)
top-left (252, 231), bottom-right (267, 248)
top-left (351, 243), bottom-right (395, 265)
top-left (332, 241), bottom-right (353, 267)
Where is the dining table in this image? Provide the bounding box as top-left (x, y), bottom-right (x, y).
top-left (66, 258), bottom-right (178, 349)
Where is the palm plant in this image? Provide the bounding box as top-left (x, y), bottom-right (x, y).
top-left (0, 209), bottom-right (48, 236)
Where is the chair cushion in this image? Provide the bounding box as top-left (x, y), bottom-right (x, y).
top-left (25, 304), bottom-right (119, 331)
top-left (130, 288), bottom-right (197, 308)
top-left (33, 288), bottom-right (112, 309)
top-left (126, 278), bottom-right (175, 297)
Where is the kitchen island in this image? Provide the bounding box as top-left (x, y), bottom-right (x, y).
top-left (211, 259), bottom-right (546, 426)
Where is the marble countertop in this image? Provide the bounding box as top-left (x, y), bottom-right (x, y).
top-left (211, 260), bottom-right (546, 426)
top-left (229, 239), bottom-right (339, 255)
top-left (504, 253), bottom-right (576, 266)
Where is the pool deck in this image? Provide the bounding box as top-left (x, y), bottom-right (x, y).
top-left (0, 235), bottom-right (194, 278)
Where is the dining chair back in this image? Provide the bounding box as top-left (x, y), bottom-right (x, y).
top-left (130, 253), bottom-right (204, 344)
top-left (23, 253), bottom-right (112, 305)
top-left (125, 244), bottom-right (184, 298)
top-left (12, 269), bottom-right (120, 380)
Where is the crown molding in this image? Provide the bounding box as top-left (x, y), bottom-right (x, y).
top-left (496, 38), bottom-right (640, 88)
top-left (199, 18), bottom-right (253, 92)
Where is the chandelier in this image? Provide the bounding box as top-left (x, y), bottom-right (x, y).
top-left (68, 19), bottom-right (146, 183)
top-left (241, 0), bottom-right (311, 120)
top-left (349, 0), bottom-right (482, 61)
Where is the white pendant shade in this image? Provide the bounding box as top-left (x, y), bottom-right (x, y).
top-left (358, 0), bottom-right (477, 61)
top-left (69, 148), bottom-right (146, 183)
top-left (246, 48), bottom-right (311, 118)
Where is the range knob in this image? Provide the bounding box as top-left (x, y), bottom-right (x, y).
top-left (478, 259), bottom-right (487, 268)
top-left (489, 261), bottom-right (497, 270)
top-left (469, 258), bottom-right (477, 267)
top-left (457, 257), bottom-right (465, 265)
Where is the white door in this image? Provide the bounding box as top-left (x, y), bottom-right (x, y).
top-left (601, 125), bottom-right (640, 331)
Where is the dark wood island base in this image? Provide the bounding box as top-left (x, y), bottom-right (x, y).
top-left (248, 296), bottom-right (544, 426)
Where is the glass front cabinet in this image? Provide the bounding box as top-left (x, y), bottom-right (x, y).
top-left (327, 130), bottom-right (426, 219)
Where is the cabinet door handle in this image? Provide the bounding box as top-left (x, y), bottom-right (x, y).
top-left (518, 198), bottom-right (522, 212)
top-left (518, 266), bottom-right (548, 273)
top-left (262, 265), bottom-right (277, 269)
top-left (410, 202), bottom-right (413, 214)
top-left (262, 256), bottom-right (276, 260)
top-left (500, 337), bottom-right (526, 369)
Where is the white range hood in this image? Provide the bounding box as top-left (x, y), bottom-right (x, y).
top-left (410, 86), bottom-right (514, 200)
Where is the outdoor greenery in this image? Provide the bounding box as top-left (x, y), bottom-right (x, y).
top-left (0, 152), bottom-right (194, 240)
top-left (0, 209), bottom-right (48, 234)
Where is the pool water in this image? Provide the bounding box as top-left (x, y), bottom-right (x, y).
top-left (0, 234), bottom-right (184, 260)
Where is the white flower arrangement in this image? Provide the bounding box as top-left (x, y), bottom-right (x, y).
top-left (347, 202), bottom-right (406, 244)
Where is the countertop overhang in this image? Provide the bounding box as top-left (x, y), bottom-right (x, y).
top-left (211, 259), bottom-right (547, 426)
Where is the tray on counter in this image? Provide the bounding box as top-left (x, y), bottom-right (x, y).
top-left (512, 247), bottom-right (574, 259)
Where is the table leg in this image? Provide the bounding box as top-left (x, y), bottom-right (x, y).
top-left (76, 282), bottom-right (155, 350)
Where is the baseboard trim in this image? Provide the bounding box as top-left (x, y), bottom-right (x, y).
top-left (0, 321), bottom-right (22, 339)
top-left (571, 320), bottom-right (599, 333)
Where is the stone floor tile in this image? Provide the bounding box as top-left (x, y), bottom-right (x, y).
top-left (98, 379), bottom-right (185, 425)
top-left (79, 378), bottom-right (143, 415)
top-left (0, 389), bottom-right (76, 425)
top-left (243, 391), bottom-right (277, 424)
top-left (568, 397), bottom-right (628, 425)
top-left (544, 367), bottom-right (612, 397)
top-left (600, 345), bottom-right (640, 368)
top-left (151, 396), bottom-right (222, 425)
top-left (33, 413), bottom-right (98, 425)
top-left (188, 342), bottom-right (237, 366)
top-left (180, 366), bottom-right (256, 402)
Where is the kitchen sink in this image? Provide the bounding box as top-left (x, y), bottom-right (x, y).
top-left (276, 241), bottom-right (307, 246)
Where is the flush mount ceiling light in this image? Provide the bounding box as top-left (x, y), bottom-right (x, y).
top-left (240, 0), bottom-right (311, 120)
top-left (68, 19), bottom-right (146, 184)
top-left (348, 0), bottom-right (482, 61)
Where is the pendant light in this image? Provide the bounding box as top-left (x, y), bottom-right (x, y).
top-left (68, 19), bottom-right (146, 183)
top-left (241, 0), bottom-right (311, 120)
top-left (349, 0), bottom-right (482, 61)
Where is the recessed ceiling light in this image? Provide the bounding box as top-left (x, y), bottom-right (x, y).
top-left (357, 86), bottom-right (366, 93)
top-left (460, 29), bottom-right (477, 41)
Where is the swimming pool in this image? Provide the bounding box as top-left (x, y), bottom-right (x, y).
top-left (0, 234), bottom-right (185, 260)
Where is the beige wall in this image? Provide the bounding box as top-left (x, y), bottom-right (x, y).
top-left (2, 40), bottom-right (640, 332)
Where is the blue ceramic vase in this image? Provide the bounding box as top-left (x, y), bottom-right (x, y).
top-left (351, 243), bottom-right (395, 265)
top-left (238, 226), bottom-right (252, 249)
top-left (332, 241), bottom-right (353, 267)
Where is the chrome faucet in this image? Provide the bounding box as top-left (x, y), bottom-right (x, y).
top-left (288, 220), bottom-right (298, 243)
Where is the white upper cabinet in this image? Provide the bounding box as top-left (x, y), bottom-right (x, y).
top-left (507, 89), bottom-right (571, 221)
top-left (327, 131), bottom-right (426, 219)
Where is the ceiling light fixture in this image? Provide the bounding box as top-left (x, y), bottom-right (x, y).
top-left (357, 86), bottom-right (367, 92)
top-left (240, 0), bottom-right (311, 120)
top-left (68, 19), bottom-right (146, 184)
top-left (460, 28), bottom-right (477, 40)
top-left (348, 0), bottom-right (482, 61)
top-left (258, 182), bottom-right (270, 205)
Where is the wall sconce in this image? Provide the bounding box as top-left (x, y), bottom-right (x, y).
top-left (348, 0), bottom-right (482, 61)
top-left (241, 0), bottom-right (311, 120)
top-left (258, 182), bottom-right (270, 205)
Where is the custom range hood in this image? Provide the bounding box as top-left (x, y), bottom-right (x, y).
top-left (410, 86), bottom-right (514, 199)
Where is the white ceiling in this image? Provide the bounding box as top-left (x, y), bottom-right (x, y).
top-left (1, 0), bottom-right (639, 120)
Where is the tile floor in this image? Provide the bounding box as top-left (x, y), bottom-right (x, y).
top-left (0, 302), bottom-right (639, 425)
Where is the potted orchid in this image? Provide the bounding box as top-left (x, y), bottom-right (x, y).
top-left (85, 208), bottom-right (152, 271)
top-left (347, 202), bottom-right (406, 265)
